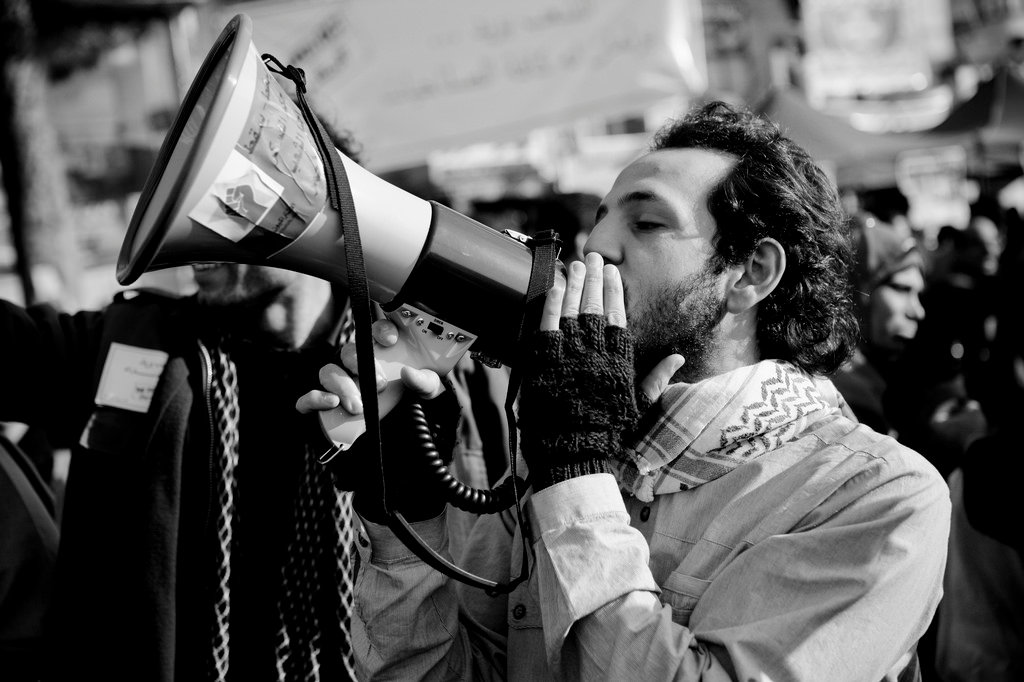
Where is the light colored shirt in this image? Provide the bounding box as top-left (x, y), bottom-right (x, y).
top-left (353, 407), bottom-right (949, 681)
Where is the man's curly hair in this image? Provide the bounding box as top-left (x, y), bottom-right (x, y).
top-left (650, 101), bottom-right (858, 376)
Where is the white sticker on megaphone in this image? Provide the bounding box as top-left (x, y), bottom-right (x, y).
top-left (189, 148), bottom-right (285, 242)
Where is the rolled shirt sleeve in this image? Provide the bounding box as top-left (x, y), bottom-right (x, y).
top-left (528, 474), bottom-right (732, 680)
top-left (528, 474), bottom-right (658, 654)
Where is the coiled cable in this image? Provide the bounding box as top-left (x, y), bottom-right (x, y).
top-left (407, 399), bottom-right (527, 514)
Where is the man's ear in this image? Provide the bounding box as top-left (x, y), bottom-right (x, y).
top-left (725, 238), bottom-right (786, 314)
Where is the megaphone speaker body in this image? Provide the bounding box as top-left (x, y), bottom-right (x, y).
top-left (118, 14), bottom-right (545, 447)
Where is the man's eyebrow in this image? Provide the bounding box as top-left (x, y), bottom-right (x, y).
top-left (595, 190), bottom-right (663, 222)
top-left (617, 190), bottom-right (661, 208)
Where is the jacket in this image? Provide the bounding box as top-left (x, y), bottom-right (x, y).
top-left (2, 290), bottom-right (344, 681)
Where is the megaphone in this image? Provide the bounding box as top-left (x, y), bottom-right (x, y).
top-left (117, 14), bottom-right (557, 451)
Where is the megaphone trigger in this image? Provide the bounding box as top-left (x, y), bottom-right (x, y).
top-left (317, 302), bottom-right (477, 452)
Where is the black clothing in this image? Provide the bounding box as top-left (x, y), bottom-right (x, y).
top-left (2, 291), bottom-right (346, 681)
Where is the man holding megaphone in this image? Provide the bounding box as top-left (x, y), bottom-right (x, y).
top-left (300, 102), bottom-right (951, 681)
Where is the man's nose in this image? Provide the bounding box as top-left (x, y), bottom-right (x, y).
top-left (581, 219), bottom-right (620, 265)
top-left (908, 294), bottom-right (925, 321)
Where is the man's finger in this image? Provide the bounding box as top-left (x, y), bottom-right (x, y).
top-left (579, 252), bottom-right (605, 316)
top-left (639, 354), bottom-right (685, 403)
top-left (372, 319), bottom-right (399, 347)
top-left (604, 264), bottom-right (626, 328)
top-left (540, 271), bottom-right (566, 332)
top-left (338, 343), bottom-right (387, 391)
top-left (319, 362), bottom-right (363, 414)
top-left (561, 259), bottom-right (585, 319)
top-left (296, 390), bottom-right (341, 414)
top-left (400, 367), bottom-right (446, 401)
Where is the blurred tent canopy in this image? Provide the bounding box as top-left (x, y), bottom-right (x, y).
top-left (930, 65), bottom-right (1024, 180)
top-left (755, 87), bottom-right (975, 190)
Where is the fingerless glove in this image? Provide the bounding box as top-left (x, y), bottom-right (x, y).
top-left (518, 313), bottom-right (645, 490)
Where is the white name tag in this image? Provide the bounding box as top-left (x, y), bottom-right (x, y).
top-left (94, 342), bottom-right (169, 413)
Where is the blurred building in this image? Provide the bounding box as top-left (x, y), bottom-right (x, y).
top-left (4, 0), bottom-right (1024, 306)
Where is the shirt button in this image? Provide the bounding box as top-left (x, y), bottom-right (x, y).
top-left (640, 506), bottom-right (651, 522)
top-left (512, 604), bottom-right (526, 620)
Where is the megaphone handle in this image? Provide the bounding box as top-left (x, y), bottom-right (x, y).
top-left (318, 377), bottom-right (406, 448)
top-left (317, 303), bottom-right (477, 450)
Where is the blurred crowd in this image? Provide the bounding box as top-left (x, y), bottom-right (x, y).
top-left (835, 185), bottom-right (1023, 682)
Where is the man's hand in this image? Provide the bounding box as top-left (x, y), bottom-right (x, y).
top-left (295, 319), bottom-right (445, 416)
top-left (519, 252), bottom-right (683, 490)
top-left (295, 318), bottom-right (457, 522)
top-left (541, 253), bottom-right (683, 404)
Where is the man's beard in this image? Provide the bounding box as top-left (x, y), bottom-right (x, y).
top-left (627, 264), bottom-right (728, 384)
top-left (195, 266), bottom-right (287, 309)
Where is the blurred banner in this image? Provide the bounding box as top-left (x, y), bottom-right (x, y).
top-left (896, 145), bottom-right (971, 232)
top-left (801, 0), bottom-right (955, 105)
top-left (216, 0), bottom-right (706, 171)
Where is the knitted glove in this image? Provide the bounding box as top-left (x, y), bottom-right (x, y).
top-left (518, 313), bottom-right (647, 490)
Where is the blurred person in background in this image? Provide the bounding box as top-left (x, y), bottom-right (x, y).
top-left (832, 214), bottom-right (928, 437)
top-left (935, 205), bottom-right (1024, 682)
top-left (832, 214), bottom-right (987, 681)
top-left (1, 251), bottom-right (363, 680)
top-left (859, 186), bottom-right (914, 240)
top-left (912, 198), bottom-right (1005, 428)
top-left (301, 101), bottom-right (950, 682)
top-left (833, 211), bottom-right (989, 479)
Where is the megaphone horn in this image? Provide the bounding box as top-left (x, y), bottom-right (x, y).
top-left (118, 13), bottom-right (552, 373)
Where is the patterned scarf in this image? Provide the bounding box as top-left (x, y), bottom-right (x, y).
top-left (274, 450), bottom-right (356, 682)
top-left (204, 303), bottom-right (359, 682)
top-left (274, 303), bottom-right (359, 682)
top-left (208, 341), bottom-right (241, 681)
top-left (609, 360), bottom-right (846, 502)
